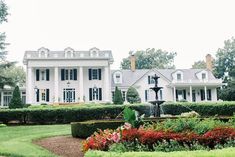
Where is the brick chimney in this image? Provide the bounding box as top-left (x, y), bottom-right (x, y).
top-left (130, 54), bottom-right (136, 72)
top-left (206, 54), bottom-right (213, 71)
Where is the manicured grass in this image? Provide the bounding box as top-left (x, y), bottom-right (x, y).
top-left (0, 125), bottom-right (70, 157)
top-left (85, 147), bottom-right (235, 157)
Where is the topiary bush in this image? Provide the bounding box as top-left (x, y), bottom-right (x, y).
top-left (113, 86), bottom-right (124, 105)
top-left (126, 87), bottom-right (141, 104)
top-left (9, 86), bottom-right (23, 109)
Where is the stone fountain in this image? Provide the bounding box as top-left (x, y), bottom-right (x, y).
top-left (149, 74), bottom-right (165, 117)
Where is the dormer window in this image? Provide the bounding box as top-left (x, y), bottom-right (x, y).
top-left (41, 51), bottom-right (46, 58)
top-left (202, 73), bottom-right (206, 80)
top-left (177, 73), bottom-right (182, 80)
top-left (113, 71), bottom-right (122, 84)
top-left (64, 47), bottom-right (74, 58)
top-left (38, 47), bottom-right (49, 58)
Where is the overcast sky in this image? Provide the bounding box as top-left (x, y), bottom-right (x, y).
top-left (1, 0), bottom-right (235, 69)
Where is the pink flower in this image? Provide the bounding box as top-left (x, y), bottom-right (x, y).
top-left (124, 122), bottom-right (132, 130)
top-left (111, 132), bottom-right (121, 143)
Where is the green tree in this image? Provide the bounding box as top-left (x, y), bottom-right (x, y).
top-left (9, 86), bottom-right (23, 109)
top-left (2, 65), bottom-right (26, 87)
top-left (218, 80), bottom-right (235, 101)
top-left (0, 0), bottom-right (15, 89)
top-left (121, 48), bottom-right (177, 69)
top-left (213, 37), bottom-right (235, 79)
top-left (191, 60), bottom-right (206, 69)
top-left (113, 86), bottom-right (124, 104)
top-left (126, 87), bottom-right (141, 104)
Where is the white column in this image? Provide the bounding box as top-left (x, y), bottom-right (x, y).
top-left (204, 86), bottom-right (207, 101)
top-left (79, 67), bottom-right (84, 103)
top-left (26, 67), bottom-right (33, 104)
top-left (190, 86), bottom-right (192, 102)
top-left (104, 66), bottom-right (110, 102)
top-left (173, 86), bottom-right (176, 102)
top-left (1, 91), bottom-right (3, 107)
top-left (54, 67), bottom-right (59, 103)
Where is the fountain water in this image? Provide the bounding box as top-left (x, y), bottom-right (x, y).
top-left (148, 74), bottom-right (165, 117)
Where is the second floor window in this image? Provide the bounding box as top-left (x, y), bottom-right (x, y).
top-left (202, 73), bottom-right (206, 80)
top-left (89, 68), bottom-right (101, 80)
top-left (148, 76), bottom-right (155, 84)
top-left (36, 69), bottom-right (50, 81)
top-left (61, 69), bottom-right (77, 81)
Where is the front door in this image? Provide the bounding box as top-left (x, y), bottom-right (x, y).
top-left (63, 88), bottom-right (75, 103)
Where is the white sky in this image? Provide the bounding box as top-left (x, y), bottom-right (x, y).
top-left (1, 0), bottom-right (235, 69)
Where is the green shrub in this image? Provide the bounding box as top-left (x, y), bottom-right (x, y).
top-left (9, 86), bottom-right (23, 109)
top-left (71, 120), bottom-right (124, 138)
top-left (162, 101), bottom-right (235, 116)
top-left (0, 124), bottom-right (6, 127)
top-left (113, 86), bottom-right (124, 105)
top-left (126, 87), bottom-right (141, 104)
top-left (0, 104), bottom-right (150, 124)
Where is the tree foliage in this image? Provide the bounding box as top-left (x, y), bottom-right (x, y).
top-left (192, 60), bottom-right (206, 69)
top-left (218, 80), bottom-right (235, 101)
top-left (0, 0), bottom-right (15, 89)
top-left (9, 86), bottom-right (23, 109)
top-left (126, 87), bottom-right (141, 104)
top-left (213, 37), bottom-right (235, 79)
top-left (121, 48), bottom-right (177, 69)
top-left (113, 86), bottom-right (124, 104)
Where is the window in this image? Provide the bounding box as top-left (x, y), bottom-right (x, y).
top-left (41, 90), bottom-right (46, 101)
top-left (122, 91), bottom-right (126, 101)
top-left (148, 76), bottom-right (155, 84)
top-left (41, 71), bottom-right (45, 80)
top-left (207, 89), bottom-right (211, 101)
top-left (61, 69), bottom-right (77, 81)
top-left (89, 88), bottom-right (102, 101)
top-left (200, 89), bottom-right (205, 101)
top-left (88, 69), bottom-right (101, 80)
top-left (202, 73), bottom-right (206, 80)
top-left (177, 73), bottom-right (182, 81)
top-left (36, 89), bottom-right (49, 102)
top-left (145, 90), bottom-right (149, 102)
top-left (21, 91), bottom-right (26, 104)
top-left (113, 71), bottom-right (122, 84)
top-left (176, 90), bottom-right (186, 101)
top-left (92, 69), bottom-right (98, 80)
top-left (116, 74), bottom-right (121, 82)
top-left (36, 69), bottom-right (50, 81)
top-left (3, 92), bottom-right (12, 106)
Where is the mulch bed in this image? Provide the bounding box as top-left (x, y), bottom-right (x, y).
top-left (34, 135), bottom-right (84, 157)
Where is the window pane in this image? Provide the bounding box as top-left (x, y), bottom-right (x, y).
top-left (92, 69), bottom-right (98, 79)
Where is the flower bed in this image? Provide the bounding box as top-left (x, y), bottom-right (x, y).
top-left (83, 118), bottom-right (235, 153)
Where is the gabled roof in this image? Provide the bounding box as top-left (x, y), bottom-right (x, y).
top-left (111, 69), bottom-right (217, 87)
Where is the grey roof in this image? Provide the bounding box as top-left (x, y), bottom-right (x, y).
top-left (111, 69), bottom-right (218, 87)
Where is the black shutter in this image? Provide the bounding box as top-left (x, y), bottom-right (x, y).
top-left (88, 69), bottom-right (92, 80)
top-left (61, 69), bottom-right (65, 81)
top-left (98, 69), bottom-right (101, 80)
top-left (46, 69), bottom-right (50, 81)
top-left (176, 90), bottom-right (178, 101)
top-left (183, 90), bottom-right (186, 100)
top-left (145, 90), bottom-right (148, 102)
top-left (46, 89), bottom-right (50, 102)
top-left (99, 88), bottom-right (102, 100)
top-left (207, 89), bottom-right (211, 100)
top-left (36, 89), bottom-right (39, 102)
top-left (73, 69), bottom-right (77, 80)
top-left (89, 88), bottom-right (92, 101)
top-left (148, 76), bottom-right (151, 84)
top-left (36, 69), bottom-right (40, 81)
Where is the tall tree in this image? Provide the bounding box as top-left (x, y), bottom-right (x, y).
top-left (191, 60), bottom-right (206, 69)
top-left (121, 48), bottom-right (177, 69)
top-left (213, 37), bottom-right (235, 79)
top-left (9, 86), bottom-right (23, 109)
top-left (0, 0), bottom-right (14, 89)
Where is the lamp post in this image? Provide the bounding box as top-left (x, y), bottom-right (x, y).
top-left (34, 86), bottom-right (38, 103)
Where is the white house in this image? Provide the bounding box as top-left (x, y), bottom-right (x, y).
top-left (0, 48), bottom-right (223, 107)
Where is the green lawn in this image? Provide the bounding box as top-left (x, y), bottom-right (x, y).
top-left (85, 148), bottom-right (235, 157)
top-left (0, 125), bottom-right (70, 157)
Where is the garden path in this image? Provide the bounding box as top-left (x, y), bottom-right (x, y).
top-left (34, 135), bottom-right (84, 157)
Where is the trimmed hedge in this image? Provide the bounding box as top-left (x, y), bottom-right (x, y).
top-left (71, 120), bottom-right (124, 138)
top-left (162, 101), bottom-right (235, 116)
top-left (0, 104), bottom-right (150, 124)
